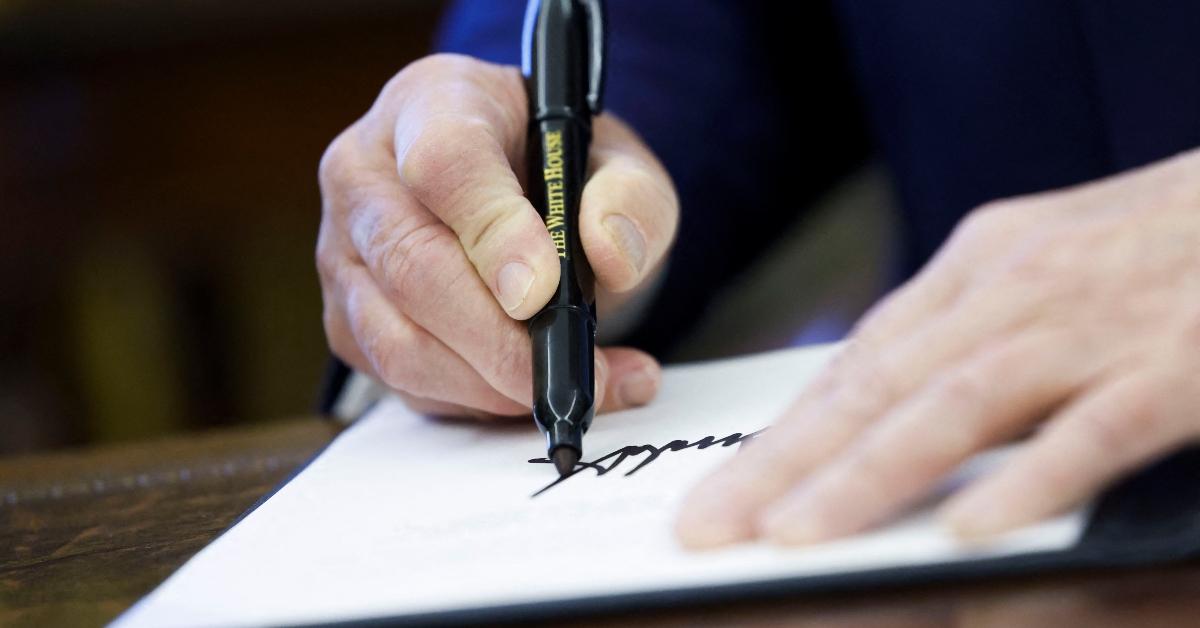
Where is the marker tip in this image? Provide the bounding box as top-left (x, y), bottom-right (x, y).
top-left (551, 447), bottom-right (580, 477)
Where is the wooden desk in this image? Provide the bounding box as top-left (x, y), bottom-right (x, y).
top-left (3, 419), bottom-right (1200, 627)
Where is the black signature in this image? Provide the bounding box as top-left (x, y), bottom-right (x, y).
top-left (528, 428), bottom-right (766, 497)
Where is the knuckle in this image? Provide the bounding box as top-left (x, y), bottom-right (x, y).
top-left (324, 307), bottom-right (361, 369)
top-left (830, 345), bottom-right (901, 417)
top-left (951, 203), bottom-right (1006, 246)
top-left (464, 196), bottom-right (526, 255)
top-left (1080, 385), bottom-right (1157, 454)
top-left (1002, 249), bottom-right (1054, 280)
top-left (857, 356), bottom-right (901, 405)
top-left (847, 292), bottom-right (904, 346)
top-left (924, 369), bottom-right (993, 454)
top-left (930, 366), bottom-right (990, 410)
top-left (322, 306), bottom-right (343, 350)
top-left (315, 254), bottom-right (339, 292)
top-left (338, 280), bottom-right (429, 397)
top-left (381, 53), bottom-right (469, 102)
top-left (398, 114), bottom-right (495, 204)
top-left (377, 221), bottom-right (458, 305)
top-left (489, 336), bottom-right (530, 394)
top-left (328, 333), bottom-right (359, 368)
top-left (367, 333), bottom-right (415, 393)
top-left (1079, 408), bottom-right (1136, 455)
top-left (314, 226), bottom-right (342, 286)
top-left (317, 130), bottom-right (352, 192)
top-left (405, 53), bottom-right (476, 82)
top-left (946, 199), bottom-right (1032, 254)
top-left (992, 249), bottom-right (1072, 307)
top-left (365, 325), bottom-right (419, 393)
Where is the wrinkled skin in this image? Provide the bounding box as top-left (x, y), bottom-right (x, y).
top-left (317, 55), bottom-right (677, 419)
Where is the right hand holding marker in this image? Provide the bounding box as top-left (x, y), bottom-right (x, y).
top-left (317, 54), bottom-right (678, 420)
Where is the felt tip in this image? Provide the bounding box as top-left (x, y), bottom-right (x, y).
top-left (551, 447), bottom-right (580, 477)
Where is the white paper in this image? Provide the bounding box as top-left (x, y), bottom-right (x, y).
top-left (116, 344), bottom-right (1085, 627)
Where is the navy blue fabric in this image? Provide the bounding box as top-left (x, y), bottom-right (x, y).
top-left (834, 0), bottom-right (1200, 273)
top-left (435, 1), bottom-right (1200, 356)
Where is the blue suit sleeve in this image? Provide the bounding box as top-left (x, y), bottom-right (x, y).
top-left (435, 1), bottom-right (798, 357)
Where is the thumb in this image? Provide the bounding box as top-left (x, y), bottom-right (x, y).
top-left (581, 115), bottom-right (679, 294)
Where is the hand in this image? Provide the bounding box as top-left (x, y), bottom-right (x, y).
top-left (317, 54), bottom-right (678, 419)
top-left (677, 148), bottom-right (1200, 547)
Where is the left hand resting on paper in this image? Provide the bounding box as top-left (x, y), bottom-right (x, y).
top-left (677, 148), bottom-right (1200, 548)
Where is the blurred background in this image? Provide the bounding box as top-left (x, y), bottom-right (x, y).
top-left (2, 0), bottom-right (446, 454)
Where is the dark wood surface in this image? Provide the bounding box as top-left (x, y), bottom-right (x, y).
top-left (0, 419), bottom-right (341, 626)
top-left (3, 419), bottom-right (1199, 627)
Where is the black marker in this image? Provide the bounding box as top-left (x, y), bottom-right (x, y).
top-left (522, 0), bottom-right (605, 477)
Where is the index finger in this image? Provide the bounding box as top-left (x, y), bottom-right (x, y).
top-left (394, 58), bottom-right (561, 320)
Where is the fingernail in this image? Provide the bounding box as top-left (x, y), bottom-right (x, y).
top-left (496, 262), bottom-right (534, 312)
top-left (603, 214), bottom-right (647, 273)
top-left (617, 369), bottom-right (657, 406)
